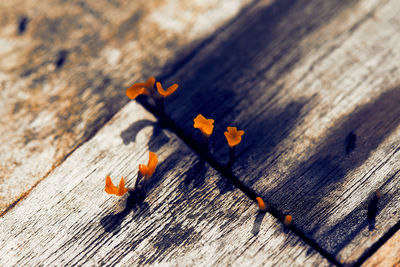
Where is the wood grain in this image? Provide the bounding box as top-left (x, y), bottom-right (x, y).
top-left (0, 101), bottom-right (330, 266)
top-left (157, 0), bottom-right (400, 264)
top-left (362, 228), bottom-right (400, 267)
top-left (0, 0), bottom-right (253, 213)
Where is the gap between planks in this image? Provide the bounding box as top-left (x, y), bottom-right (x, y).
top-left (2, 0), bottom-right (396, 266)
top-left (0, 101), bottom-right (331, 266)
top-left (136, 0), bottom-right (400, 265)
top-left (0, 0), bottom-right (256, 215)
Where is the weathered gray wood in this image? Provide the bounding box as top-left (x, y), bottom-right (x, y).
top-left (158, 0), bottom-right (400, 264)
top-left (0, 102), bottom-right (330, 266)
top-left (0, 0), bottom-right (253, 213)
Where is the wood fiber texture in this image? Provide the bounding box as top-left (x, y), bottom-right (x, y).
top-left (0, 102), bottom-right (330, 266)
top-left (159, 0), bottom-right (400, 264)
top-left (1, 0), bottom-right (400, 265)
top-left (362, 228), bottom-right (400, 267)
top-left (0, 0), bottom-right (252, 213)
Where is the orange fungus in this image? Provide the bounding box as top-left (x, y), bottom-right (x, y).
top-left (156, 82), bottom-right (178, 97)
top-left (193, 114), bottom-right (214, 137)
top-left (126, 87), bottom-right (148, 100)
top-left (224, 127), bottom-right (244, 147)
top-left (256, 197), bottom-right (267, 211)
top-left (139, 151), bottom-right (158, 178)
top-left (105, 176), bottom-right (128, 196)
top-left (126, 77), bottom-right (156, 100)
top-left (284, 215), bottom-right (292, 226)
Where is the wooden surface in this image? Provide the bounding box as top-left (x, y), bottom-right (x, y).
top-left (160, 0), bottom-right (400, 265)
top-left (1, 0), bottom-right (400, 265)
top-left (362, 228), bottom-right (400, 267)
top-left (0, 0), bottom-right (252, 214)
top-left (0, 102), bottom-right (330, 266)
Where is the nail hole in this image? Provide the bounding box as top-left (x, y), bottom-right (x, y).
top-left (55, 50), bottom-right (68, 69)
top-left (17, 16), bottom-right (29, 35)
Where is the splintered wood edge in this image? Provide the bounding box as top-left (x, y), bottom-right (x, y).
top-left (0, 102), bottom-right (330, 266)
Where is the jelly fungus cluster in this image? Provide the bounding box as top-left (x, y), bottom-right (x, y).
top-left (126, 77), bottom-right (178, 116)
top-left (106, 77), bottom-right (268, 215)
top-left (105, 152), bottom-right (158, 197)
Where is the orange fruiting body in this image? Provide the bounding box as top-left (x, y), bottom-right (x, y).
top-left (139, 151), bottom-right (158, 179)
top-left (156, 82), bottom-right (178, 97)
top-left (126, 87), bottom-right (149, 100)
top-left (284, 215), bottom-right (292, 226)
top-left (256, 197), bottom-right (267, 211)
top-left (193, 114), bottom-right (214, 137)
top-left (105, 176), bottom-right (128, 196)
top-left (126, 77), bottom-right (156, 100)
top-left (224, 127), bottom-right (245, 147)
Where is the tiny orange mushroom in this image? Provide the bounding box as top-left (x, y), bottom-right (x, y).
top-left (126, 77), bottom-right (156, 100)
top-left (139, 151), bottom-right (158, 180)
top-left (193, 114), bottom-right (214, 137)
top-left (284, 215), bottom-right (292, 226)
top-left (156, 82), bottom-right (178, 97)
top-left (105, 176), bottom-right (128, 196)
top-left (256, 197), bottom-right (267, 211)
top-left (224, 127), bottom-right (245, 147)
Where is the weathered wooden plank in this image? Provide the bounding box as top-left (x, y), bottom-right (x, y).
top-left (0, 101), bottom-right (330, 266)
top-left (362, 228), bottom-right (400, 267)
top-left (0, 0), bottom-right (254, 213)
top-left (157, 0), bottom-right (400, 264)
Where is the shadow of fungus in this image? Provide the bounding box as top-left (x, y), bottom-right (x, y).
top-left (266, 86), bottom-right (400, 255)
top-left (100, 191), bottom-right (149, 233)
top-left (120, 118), bottom-right (210, 195)
top-left (182, 159), bottom-right (207, 190)
top-left (100, 149), bottom-right (198, 235)
top-left (251, 211), bottom-right (267, 236)
top-left (145, 222), bottom-right (200, 265)
top-left (101, 121), bottom-right (173, 234)
top-left (120, 119), bottom-right (170, 152)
